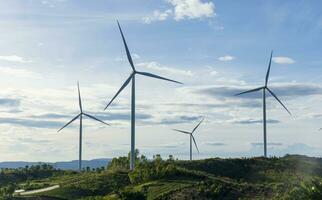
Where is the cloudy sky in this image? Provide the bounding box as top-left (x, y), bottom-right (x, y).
top-left (0, 0), bottom-right (322, 162)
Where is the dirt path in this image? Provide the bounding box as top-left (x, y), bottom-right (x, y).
top-left (20, 185), bottom-right (60, 195)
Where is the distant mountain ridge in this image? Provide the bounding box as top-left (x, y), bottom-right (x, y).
top-left (0, 158), bottom-right (112, 170)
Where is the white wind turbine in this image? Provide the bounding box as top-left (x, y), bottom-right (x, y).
top-left (235, 51), bottom-right (291, 157)
top-left (58, 82), bottom-right (110, 172)
top-left (104, 21), bottom-right (182, 170)
top-left (173, 118), bottom-right (204, 161)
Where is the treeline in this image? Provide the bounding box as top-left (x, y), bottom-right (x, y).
top-left (107, 151), bottom-right (203, 184)
top-left (0, 164), bottom-right (60, 187)
top-left (0, 163), bottom-right (62, 197)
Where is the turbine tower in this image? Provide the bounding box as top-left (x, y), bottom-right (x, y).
top-left (58, 82), bottom-right (110, 172)
top-left (235, 51), bottom-right (291, 157)
top-left (173, 118), bottom-right (204, 161)
top-left (104, 21), bottom-right (182, 171)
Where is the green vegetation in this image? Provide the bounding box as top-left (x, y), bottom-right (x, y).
top-left (0, 153), bottom-right (321, 200)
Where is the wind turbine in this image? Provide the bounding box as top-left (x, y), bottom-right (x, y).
top-left (235, 51), bottom-right (291, 157)
top-left (104, 21), bottom-right (182, 171)
top-left (173, 118), bottom-right (204, 161)
top-left (58, 82), bottom-right (110, 172)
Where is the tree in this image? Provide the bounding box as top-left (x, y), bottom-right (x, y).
top-left (5, 182), bottom-right (16, 197)
top-left (86, 167), bottom-right (91, 172)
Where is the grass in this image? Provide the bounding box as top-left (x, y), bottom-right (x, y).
top-left (134, 180), bottom-right (195, 200)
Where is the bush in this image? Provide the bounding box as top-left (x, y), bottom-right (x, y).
top-left (285, 178), bottom-right (322, 200)
top-left (119, 189), bottom-right (146, 200)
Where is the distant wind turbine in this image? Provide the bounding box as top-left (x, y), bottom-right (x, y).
top-left (173, 118), bottom-right (204, 161)
top-left (104, 21), bottom-right (182, 171)
top-left (235, 51), bottom-right (291, 157)
top-left (58, 82), bottom-right (110, 172)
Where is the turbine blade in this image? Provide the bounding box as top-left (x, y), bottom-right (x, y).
top-left (57, 114), bottom-right (80, 132)
top-left (235, 87), bottom-right (264, 96)
top-left (104, 74), bottom-right (133, 110)
top-left (137, 71), bottom-right (183, 84)
top-left (266, 87), bottom-right (291, 115)
top-left (173, 129), bottom-right (190, 134)
top-left (192, 118), bottom-right (204, 133)
top-left (117, 20), bottom-right (135, 71)
top-left (191, 135), bottom-right (199, 153)
top-left (265, 50), bottom-right (273, 86)
top-left (77, 81), bottom-right (82, 112)
top-left (83, 113), bottom-right (110, 126)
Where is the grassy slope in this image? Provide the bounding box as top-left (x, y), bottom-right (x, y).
top-left (9, 155), bottom-right (322, 200)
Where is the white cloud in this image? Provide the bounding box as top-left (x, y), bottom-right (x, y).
top-left (41, 0), bottom-right (66, 7)
top-left (210, 70), bottom-right (217, 76)
top-left (0, 55), bottom-right (32, 63)
top-left (143, 9), bottom-right (172, 24)
top-left (0, 66), bottom-right (41, 79)
top-left (272, 56), bottom-right (295, 64)
top-left (37, 42), bottom-right (44, 47)
top-left (143, 0), bottom-right (215, 23)
top-left (217, 55), bottom-right (235, 62)
top-left (168, 0), bottom-right (215, 20)
top-left (137, 61), bottom-right (193, 76)
top-left (132, 53), bottom-right (140, 59)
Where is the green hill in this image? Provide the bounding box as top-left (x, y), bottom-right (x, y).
top-left (1, 154), bottom-right (321, 200)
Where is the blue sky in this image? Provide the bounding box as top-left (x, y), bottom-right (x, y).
top-left (0, 0), bottom-right (322, 162)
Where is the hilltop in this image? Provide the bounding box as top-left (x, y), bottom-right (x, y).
top-left (0, 154), bottom-right (321, 200)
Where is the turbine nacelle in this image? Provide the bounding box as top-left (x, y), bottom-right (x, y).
top-left (104, 21), bottom-right (182, 110)
top-left (235, 51), bottom-right (291, 116)
top-left (173, 118), bottom-right (204, 154)
top-left (58, 82), bottom-right (110, 133)
top-left (235, 85), bottom-right (291, 116)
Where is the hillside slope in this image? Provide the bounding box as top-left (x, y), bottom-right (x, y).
top-left (1, 154), bottom-right (321, 200)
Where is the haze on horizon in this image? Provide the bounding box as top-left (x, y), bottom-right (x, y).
top-left (0, 0), bottom-right (321, 162)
